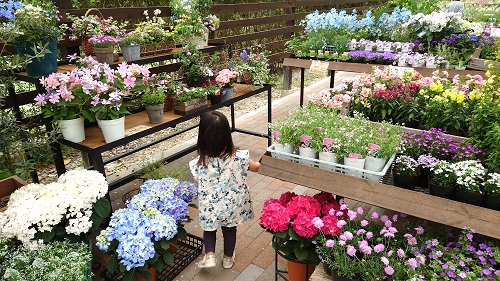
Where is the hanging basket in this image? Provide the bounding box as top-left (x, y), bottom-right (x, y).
top-left (81, 8), bottom-right (105, 57)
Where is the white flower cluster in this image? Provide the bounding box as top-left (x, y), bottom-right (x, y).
top-left (0, 169), bottom-right (108, 248)
top-left (404, 12), bottom-right (463, 35)
top-left (454, 160), bottom-right (485, 191)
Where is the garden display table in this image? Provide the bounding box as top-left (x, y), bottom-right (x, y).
top-left (258, 153), bottom-right (500, 240)
top-left (13, 45), bottom-right (272, 190)
top-left (282, 58), bottom-right (487, 106)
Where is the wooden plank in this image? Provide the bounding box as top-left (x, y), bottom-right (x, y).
top-left (211, 26), bottom-right (302, 45)
top-left (218, 14), bottom-right (295, 30)
top-left (259, 154), bottom-right (500, 240)
top-left (211, 2), bottom-right (294, 14)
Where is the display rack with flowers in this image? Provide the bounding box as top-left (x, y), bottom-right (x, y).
top-left (11, 1), bottom-right (67, 77)
top-left (67, 9), bottom-right (126, 57)
top-left (96, 177), bottom-right (197, 280)
top-left (260, 191), bottom-right (346, 281)
top-left (0, 169), bottom-right (110, 248)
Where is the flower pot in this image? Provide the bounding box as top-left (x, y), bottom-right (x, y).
top-left (163, 95), bottom-right (174, 112)
top-left (485, 193), bottom-right (500, 211)
top-left (145, 104), bottom-right (164, 124)
top-left (393, 171), bottom-right (419, 190)
top-left (298, 147), bottom-right (317, 167)
top-left (93, 47), bottom-right (115, 64)
top-left (319, 152), bottom-right (338, 171)
top-left (0, 175), bottom-right (27, 212)
top-left (364, 156), bottom-right (387, 182)
top-left (453, 188), bottom-right (484, 206)
top-left (187, 30), bottom-right (209, 49)
top-left (209, 87), bottom-right (234, 105)
top-left (13, 41), bottom-right (58, 77)
top-left (58, 117), bottom-right (85, 143)
top-left (121, 44), bottom-right (141, 62)
top-left (273, 143), bottom-right (295, 160)
top-left (416, 168), bottom-right (432, 188)
top-left (173, 98), bottom-right (208, 115)
top-left (137, 267), bottom-right (156, 281)
top-left (287, 260), bottom-right (315, 281)
top-left (428, 176), bottom-right (455, 199)
top-left (99, 116), bottom-right (125, 143)
top-left (343, 157), bottom-right (365, 179)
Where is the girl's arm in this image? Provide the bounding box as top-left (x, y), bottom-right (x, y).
top-left (249, 159), bottom-right (260, 172)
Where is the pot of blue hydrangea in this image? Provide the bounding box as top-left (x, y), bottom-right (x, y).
top-left (97, 177), bottom-right (198, 281)
top-left (392, 155), bottom-right (420, 190)
top-left (484, 172), bottom-right (500, 210)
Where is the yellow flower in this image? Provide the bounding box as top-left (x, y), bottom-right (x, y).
top-left (486, 71), bottom-right (491, 78)
top-left (429, 82), bottom-right (443, 92)
top-left (456, 92), bottom-right (465, 103)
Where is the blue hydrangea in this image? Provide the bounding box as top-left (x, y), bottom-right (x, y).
top-left (158, 195), bottom-right (188, 223)
top-left (175, 181), bottom-right (198, 203)
top-left (0, 0), bottom-right (22, 21)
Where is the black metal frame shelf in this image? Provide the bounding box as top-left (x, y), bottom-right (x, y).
top-left (100, 234), bottom-right (203, 281)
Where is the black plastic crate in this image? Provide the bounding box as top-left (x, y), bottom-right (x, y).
top-left (101, 234), bottom-right (203, 281)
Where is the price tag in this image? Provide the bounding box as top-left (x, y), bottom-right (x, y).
top-left (390, 66), bottom-right (414, 76)
top-left (309, 60), bottom-right (329, 75)
top-left (490, 27), bottom-right (500, 37)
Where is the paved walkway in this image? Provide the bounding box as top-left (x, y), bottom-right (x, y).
top-left (97, 72), bottom-right (361, 281)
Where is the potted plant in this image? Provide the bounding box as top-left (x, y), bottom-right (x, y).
top-left (202, 79), bottom-right (223, 105)
top-left (175, 45), bottom-right (213, 86)
top-left (11, 2), bottom-right (67, 77)
top-left (232, 49), bottom-right (270, 85)
top-left (484, 172), bottom-right (500, 210)
top-left (133, 9), bottom-right (176, 56)
top-left (260, 191), bottom-right (346, 281)
top-left (0, 239), bottom-right (92, 281)
top-left (429, 160), bottom-right (456, 199)
top-left (416, 154), bottom-right (440, 189)
top-left (119, 32), bottom-right (143, 62)
top-left (142, 85), bottom-right (166, 124)
top-left (96, 177), bottom-right (197, 281)
top-left (172, 86), bottom-right (208, 115)
top-left (67, 10), bottom-right (126, 57)
top-left (453, 160), bottom-right (486, 206)
top-left (0, 169), bottom-right (110, 248)
top-left (88, 34), bottom-right (120, 64)
top-left (392, 155), bottom-right (420, 190)
top-left (214, 68), bottom-right (239, 102)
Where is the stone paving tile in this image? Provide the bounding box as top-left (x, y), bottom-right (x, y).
top-left (234, 264), bottom-right (265, 281)
top-left (255, 262), bottom-right (279, 281)
top-left (250, 238), bottom-right (275, 270)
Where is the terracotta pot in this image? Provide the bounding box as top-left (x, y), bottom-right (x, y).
top-left (137, 267), bottom-right (156, 281)
top-left (287, 260), bottom-right (315, 281)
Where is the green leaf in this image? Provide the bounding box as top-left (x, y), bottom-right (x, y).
top-left (138, 270), bottom-right (152, 281)
top-left (163, 251), bottom-right (175, 265)
top-left (107, 254), bottom-right (118, 273)
top-left (294, 248), bottom-right (309, 260)
top-left (123, 269), bottom-right (137, 281)
top-left (152, 257), bottom-right (164, 272)
top-left (89, 213), bottom-right (103, 232)
top-left (39, 230), bottom-right (55, 242)
top-left (160, 239), bottom-right (171, 250)
top-left (94, 197), bottom-right (111, 218)
top-left (288, 228), bottom-right (300, 241)
top-left (177, 227), bottom-right (187, 240)
top-left (274, 230), bottom-right (288, 239)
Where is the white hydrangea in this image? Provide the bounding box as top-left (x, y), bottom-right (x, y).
top-left (0, 169), bottom-right (108, 247)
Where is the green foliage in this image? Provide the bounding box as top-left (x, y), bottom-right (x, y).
top-left (142, 87), bottom-right (166, 105)
top-left (136, 161), bottom-right (188, 180)
top-left (388, 0), bottom-right (441, 14)
top-left (272, 228), bottom-right (321, 265)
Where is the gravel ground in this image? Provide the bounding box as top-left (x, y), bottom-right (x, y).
top-left (35, 70), bottom-right (328, 184)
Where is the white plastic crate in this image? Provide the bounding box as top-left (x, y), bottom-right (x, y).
top-left (267, 144), bottom-right (395, 183)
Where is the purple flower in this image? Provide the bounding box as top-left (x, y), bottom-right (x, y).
top-left (384, 266), bottom-right (394, 275)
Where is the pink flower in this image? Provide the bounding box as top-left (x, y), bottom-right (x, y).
top-left (397, 248), bottom-right (405, 258)
top-left (356, 207), bottom-right (364, 215)
top-left (366, 232), bottom-right (373, 239)
top-left (326, 239), bottom-right (335, 247)
top-left (406, 258), bottom-right (418, 269)
top-left (259, 202), bottom-right (290, 232)
top-left (347, 245), bottom-right (356, 257)
top-left (380, 215), bottom-right (389, 222)
top-left (321, 215), bottom-right (342, 236)
top-left (360, 244), bottom-right (372, 255)
top-left (287, 195), bottom-right (321, 220)
top-left (387, 250), bottom-right (393, 257)
top-left (374, 244), bottom-right (385, 253)
top-left (279, 191), bottom-right (297, 207)
top-left (344, 231), bottom-right (353, 240)
top-left (360, 220), bottom-right (368, 227)
top-left (392, 214), bottom-right (398, 222)
top-left (371, 212), bottom-right (379, 219)
top-left (415, 226), bottom-right (425, 235)
top-left (347, 210), bottom-right (357, 220)
top-left (381, 256), bottom-right (390, 266)
top-left (292, 212), bottom-right (319, 238)
top-left (336, 220), bottom-right (346, 227)
top-left (312, 217), bottom-right (324, 229)
top-left (384, 266), bottom-right (394, 275)
top-left (356, 229), bottom-right (366, 236)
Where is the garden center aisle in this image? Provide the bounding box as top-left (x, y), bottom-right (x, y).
top-left (96, 71), bottom-right (380, 281)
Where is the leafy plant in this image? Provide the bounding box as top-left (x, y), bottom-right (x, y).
top-left (142, 87), bottom-right (166, 105)
top-left (172, 87), bottom-right (207, 102)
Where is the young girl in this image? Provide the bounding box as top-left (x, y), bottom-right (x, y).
top-left (189, 111), bottom-right (260, 269)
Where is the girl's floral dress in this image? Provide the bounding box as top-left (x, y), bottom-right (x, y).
top-left (189, 150), bottom-right (254, 231)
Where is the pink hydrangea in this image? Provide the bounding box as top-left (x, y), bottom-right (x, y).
top-left (287, 195), bottom-right (321, 220)
top-left (259, 202), bottom-right (290, 232)
top-left (279, 191), bottom-right (297, 207)
top-left (263, 198), bottom-right (281, 208)
top-left (292, 212), bottom-right (319, 238)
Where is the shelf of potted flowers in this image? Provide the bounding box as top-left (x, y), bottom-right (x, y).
top-left (11, 1), bottom-right (67, 77)
top-left (96, 177), bottom-right (199, 281)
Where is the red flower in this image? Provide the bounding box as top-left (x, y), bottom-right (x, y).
top-left (313, 191), bottom-right (336, 205)
top-left (321, 215), bottom-right (342, 236)
top-left (287, 195), bottom-right (321, 220)
top-left (279, 191), bottom-right (297, 207)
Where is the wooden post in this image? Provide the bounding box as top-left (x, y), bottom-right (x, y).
top-left (283, 0), bottom-right (296, 91)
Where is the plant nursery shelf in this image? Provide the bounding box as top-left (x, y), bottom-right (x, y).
top-left (282, 58), bottom-right (486, 106)
top-left (258, 153), bottom-right (500, 240)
